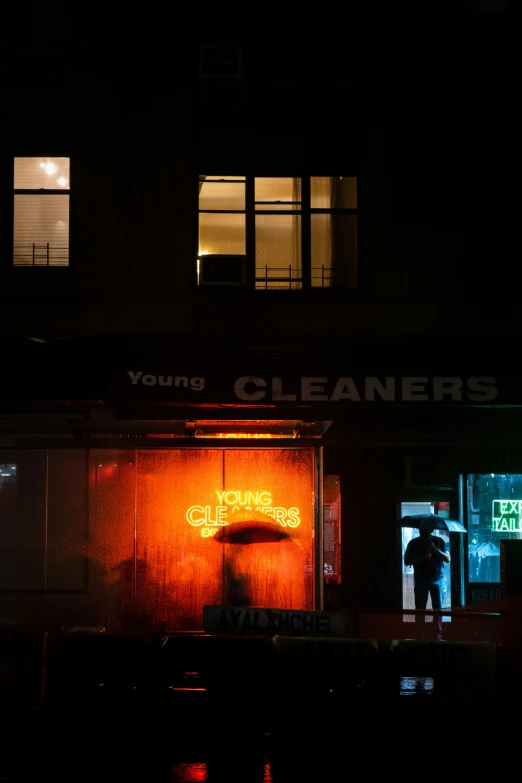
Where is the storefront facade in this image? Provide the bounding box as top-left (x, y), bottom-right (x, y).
top-left (2, 336), bottom-right (522, 630)
top-left (0, 443), bottom-right (322, 631)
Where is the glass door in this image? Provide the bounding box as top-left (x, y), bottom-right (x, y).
top-left (400, 501), bottom-right (451, 611)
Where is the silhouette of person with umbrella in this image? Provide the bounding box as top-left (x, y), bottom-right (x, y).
top-left (404, 520), bottom-right (451, 611)
top-left (212, 510), bottom-right (298, 607)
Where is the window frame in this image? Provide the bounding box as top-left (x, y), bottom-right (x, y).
top-left (197, 174), bottom-right (358, 291)
top-left (11, 153), bottom-right (72, 271)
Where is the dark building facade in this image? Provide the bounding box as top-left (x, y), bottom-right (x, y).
top-left (1, 0), bottom-right (521, 632)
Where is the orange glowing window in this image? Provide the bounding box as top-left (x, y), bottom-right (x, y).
top-left (87, 447), bottom-right (316, 631)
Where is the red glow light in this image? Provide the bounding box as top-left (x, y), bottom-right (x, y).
top-left (197, 433), bottom-right (275, 439)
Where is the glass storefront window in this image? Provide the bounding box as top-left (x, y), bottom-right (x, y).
top-left (0, 447), bottom-right (317, 631)
top-left (323, 475), bottom-right (341, 585)
top-left (467, 473), bottom-right (522, 583)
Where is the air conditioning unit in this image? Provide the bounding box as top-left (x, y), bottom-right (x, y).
top-left (198, 255), bottom-right (247, 286)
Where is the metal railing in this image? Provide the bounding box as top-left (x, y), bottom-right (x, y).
top-left (255, 265), bottom-right (357, 289)
top-left (13, 244), bottom-right (69, 267)
top-left (255, 266), bottom-right (302, 290)
top-left (310, 265), bottom-right (357, 288)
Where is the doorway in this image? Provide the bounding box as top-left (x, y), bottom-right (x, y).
top-left (400, 501), bottom-right (451, 611)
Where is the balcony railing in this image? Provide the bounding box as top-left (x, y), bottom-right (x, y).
top-left (255, 266), bottom-right (302, 290)
top-left (255, 265), bottom-right (357, 289)
top-left (13, 244), bottom-right (69, 267)
top-left (310, 265), bottom-right (357, 288)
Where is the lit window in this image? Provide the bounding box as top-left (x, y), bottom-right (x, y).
top-left (198, 175), bottom-right (357, 290)
top-left (13, 157), bottom-right (70, 267)
top-left (311, 177), bottom-right (357, 289)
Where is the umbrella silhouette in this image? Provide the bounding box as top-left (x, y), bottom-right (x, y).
top-left (213, 510), bottom-right (292, 544)
top-left (400, 513), bottom-right (467, 533)
top-left (212, 510), bottom-right (302, 608)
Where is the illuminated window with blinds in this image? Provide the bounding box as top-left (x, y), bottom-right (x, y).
top-left (13, 157), bottom-right (70, 267)
top-left (198, 175), bottom-right (357, 290)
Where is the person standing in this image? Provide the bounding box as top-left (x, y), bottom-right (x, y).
top-left (404, 524), bottom-right (450, 609)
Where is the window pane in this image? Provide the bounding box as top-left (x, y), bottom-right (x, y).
top-left (199, 177), bottom-right (245, 210)
top-left (467, 473), bottom-right (522, 583)
top-left (0, 450), bottom-right (46, 590)
top-left (222, 449), bottom-right (315, 610)
top-left (255, 214), bottom-right (302, 289)
top-left (14, 194), bottom-right (69, 266)
top-left (199, 212), bottom-right (245, 255)
top-left (255, 177), bottom-right (301, 211)
top-left (311, 213), bottom-right (357, 287)
top-left (324, 475), bottom-right (341, 585)
top-left (311, 176), bottom-right (357, 209)
top-left (46, 451), bottom-right (89, 593)
top-left (14, 157), bottom-right (70, 190)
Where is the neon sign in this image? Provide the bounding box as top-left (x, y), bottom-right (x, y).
top-left (492, 500), bottom-right (522, 532)
top-left (186, 490), bottom-right (301, 536)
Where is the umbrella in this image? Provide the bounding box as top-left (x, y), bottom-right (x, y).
top-left (400, 513), bottom-right (467, 534)
top-left (212, 510), bottom-right (292, 544)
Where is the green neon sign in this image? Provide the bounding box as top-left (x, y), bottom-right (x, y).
top-left (492, 500), bottom-right (522, 532)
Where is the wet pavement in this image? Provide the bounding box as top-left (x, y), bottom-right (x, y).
top-left (1, 698), bottom-right (502, 783)
top-left (0, 667), bottom-right (512, 781)
top-left (0, 729), bottom-right (400, 782)
top-left (0, 696), bottom-right (399, 782)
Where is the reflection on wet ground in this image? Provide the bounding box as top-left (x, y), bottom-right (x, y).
top-left (0, 682), bottom-right (506, 783)
top-left (170, 761), bottom-right (210, 782)
top-left (1, 716), bottom-right (504, 782)
top-left (166, 729), bottom-right (400, 783)
top-left (168, 735), bottom-right (275, 783)
top-left (170, 759), bottom-right (273, 782)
